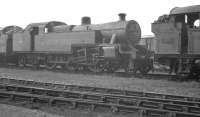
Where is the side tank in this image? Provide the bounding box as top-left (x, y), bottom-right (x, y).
top-left (72, 13), bottom-right (141, 46)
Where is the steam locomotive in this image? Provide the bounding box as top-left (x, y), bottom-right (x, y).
top-left (0, 13), bottom-right (153, 74)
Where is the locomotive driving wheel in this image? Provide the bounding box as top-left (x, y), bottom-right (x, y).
top-left (88, 62), bottom-right (104, 73)
top-left (106, 66), bottom-right (117, 73)
top-left (18, 56), bottom-right (26, 67)
top-left (188, 60), bottom-right (200, 80)
top-left (104, 61), bottom-right (118, 73)
top-left (137, 58), bottom-right (152, 74)
top-left (124, 59), bottom-right (136, 74)
top-left (139, 65), bottom-right (151, 74)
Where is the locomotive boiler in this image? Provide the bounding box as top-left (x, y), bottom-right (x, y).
top-left (72, 13), bottom-right (141, 45)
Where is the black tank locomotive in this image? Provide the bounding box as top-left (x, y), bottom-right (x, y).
top-left (0, 13), bottom-right (152, 73)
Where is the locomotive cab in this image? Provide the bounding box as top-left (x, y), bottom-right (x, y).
top-left (170, 7), bottom-right (200, 55)
top-left (0, 26), bottom-right (23, 64)
top-left (152, 5), bottom-right (200, 78)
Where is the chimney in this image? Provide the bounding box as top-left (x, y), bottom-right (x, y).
top-left (118, 13), bottom-right (126, 21)
top-left (81, 16), bottom-right (91, 25)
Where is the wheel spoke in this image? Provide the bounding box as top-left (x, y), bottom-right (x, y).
top-left (88, 64), bottom-right (103, 73)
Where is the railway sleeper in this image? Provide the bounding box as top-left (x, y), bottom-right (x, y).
top-left (147, 98), bottom-right (199, 107)
top-left (76, 86), bottom-right (96, 92)
top-left (1, 83), bottom-right (200, 115)
top-left (1, 77), bottom-right (200, 105)
top-left (81, 94), bottom-right (102, 101)
top-left (0, 90), bottom-right (200, 117)
top-left (1, 79), bottom-right (200, 108)
top-left (1, 82), bottom-right (200, 103)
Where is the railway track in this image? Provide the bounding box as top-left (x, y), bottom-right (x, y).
top-left (0, 77), bottom-right (199, 117)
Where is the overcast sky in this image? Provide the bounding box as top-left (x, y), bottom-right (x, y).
top-left (0, 0), bottom-right (198, 35)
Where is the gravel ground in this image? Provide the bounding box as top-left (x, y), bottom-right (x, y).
top-left (0, 68), bottom-right (199, 98)
top-left (0, 104), bottom-right (63, 117)
top-left (0, 103), bottom-right (135, 117)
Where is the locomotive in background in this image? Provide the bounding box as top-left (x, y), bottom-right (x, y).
top-left (0, 13), bottom-right (153, 74)
top-left (152, 5), bottom-right (200, 78)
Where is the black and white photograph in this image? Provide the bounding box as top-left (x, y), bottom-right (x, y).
top-left (0, 0), bottom-right (199, 117)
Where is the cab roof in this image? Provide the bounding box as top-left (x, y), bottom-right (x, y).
top-left (25, 21), bottom-right (66, 31)
top-left (2, 25), bottom-right (23, 34)
top-left (170, 5), bottom-right (200, 15)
